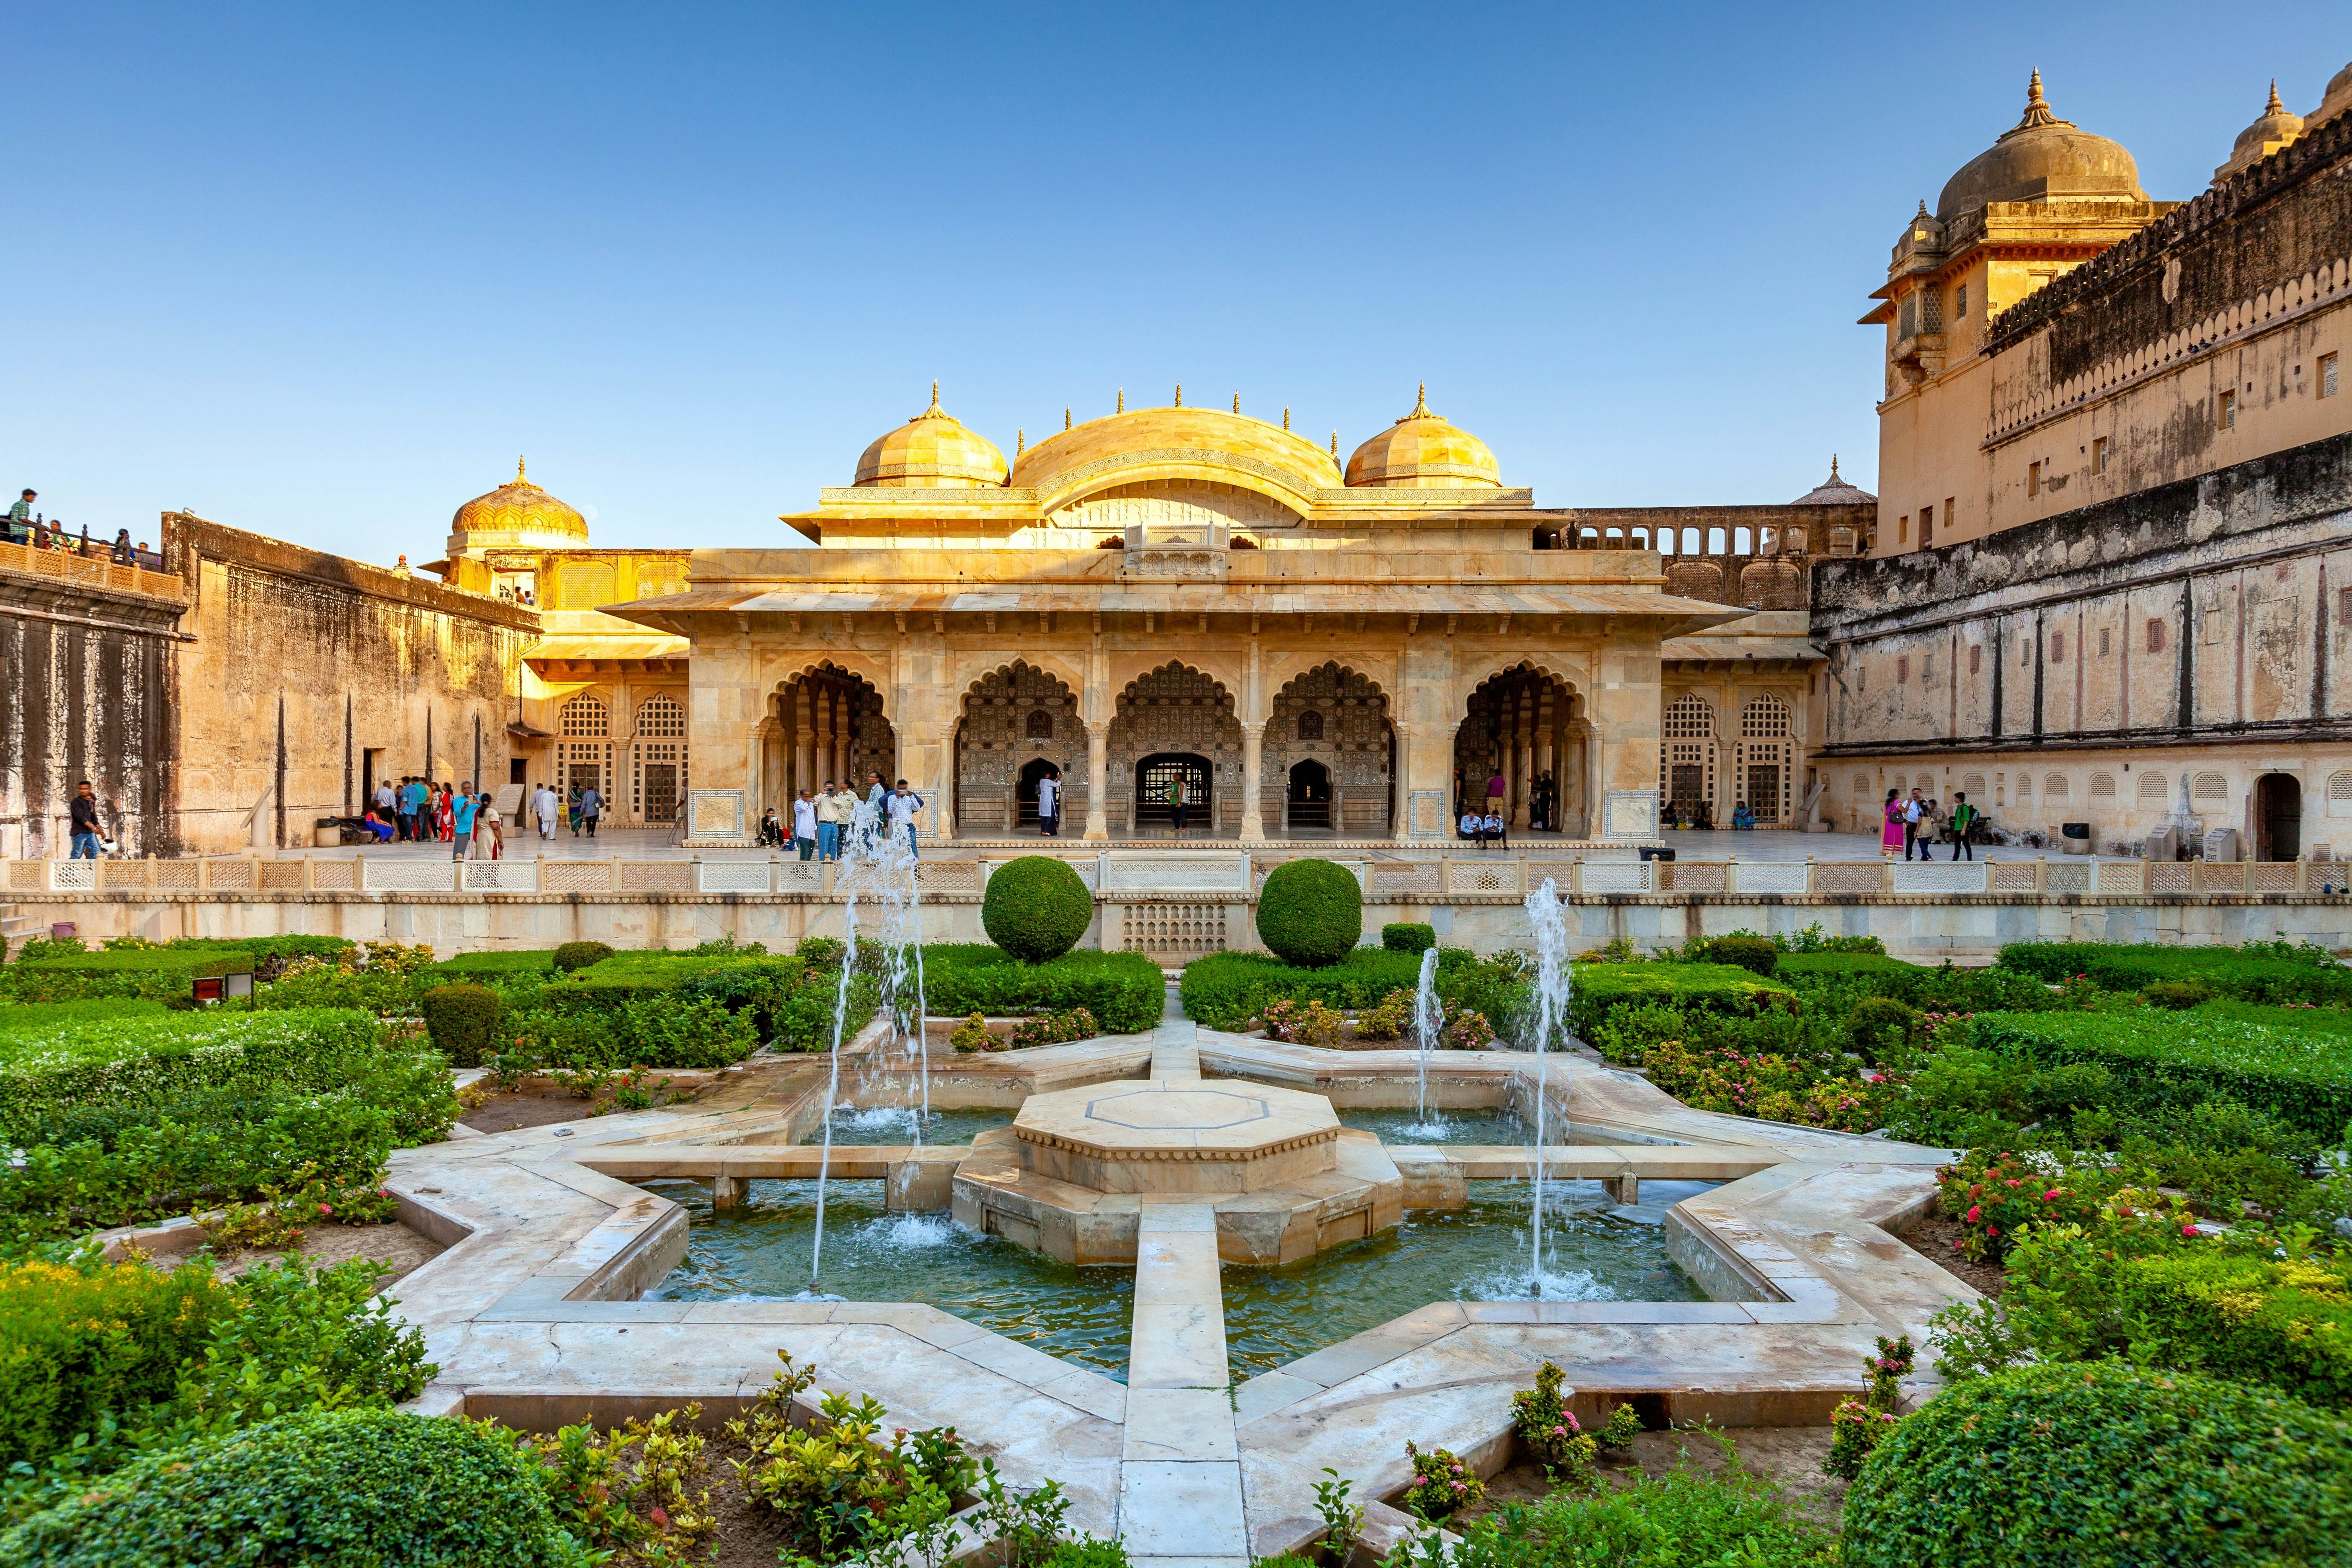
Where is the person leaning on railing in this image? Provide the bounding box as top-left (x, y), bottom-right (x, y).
top-left (4, 489), bottom-right (32, 544)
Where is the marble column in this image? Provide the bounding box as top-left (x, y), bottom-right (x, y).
top-left (1536, 690), bottom-right (1556, 829)
top-left (793, 686), bottom-right (813, 802)
top-left (1083, 722), bottom-right (1109, 841)
top-left (1240, 723), bottom-right (1266, 842)
top-left (1513, 688), bottom-right (1534, 829)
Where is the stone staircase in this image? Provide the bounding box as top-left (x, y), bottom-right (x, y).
top-left (0, 902), bottom-right (40, 958)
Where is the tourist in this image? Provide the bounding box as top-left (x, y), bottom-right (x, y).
top-left (1949, 791), bottom-right (1978, 861)
top-left (1732, 800), bottom-right (1754, 830)
top-left (1168, 773), bottom-right (1189, 834)
top-left (579, 782), bottom-right (604, 838)
top-left (815, 781), bottom-right (848, 861)
top-left (110, 528), bottom-right (134, 565)
top-left (532, 780), bottom-right (559, 840)
top-left (757, 806), bottom-right (784, 848)
top-left (1880, 789), bottom-right (1906, 857)
top-left (436, 782), bottom-right (456, 843)
top-left (1903, 789), bottom-right (1925, 861)
top-left (410, 776), bottom-right (432, 842)
top-left (371, 777), bottom-right (397, 833)
top-left (1482, 808), bottom-right (1508, 850)
top-left (68, 779), bottom-right (108, 858)
top-left (1532, 772), bottom-right (1555, 832)
top-left (865, 772), bottom-right (888, 850)
top-left (450, 787), bottom-right (478, 860)
top-left (1460, 807), bottom-right (1484, 847)
top-left (393, 776), bottom-right (415, 842)
top-left (1037, 769), bottom-right (1060, 837)
top-left (567, 782), bottom-right (583, 836)
top-left (792, 790), bottom-right (818, 860)
top-left (476, 792), bottom-right (503, 859)
top-left (1487, 769), bottom-right (1506, 824)
top-left (6, 489), bottom-right (33, 543)
top-left (889, 777), bottom-right (923, 858)
top-left (361, 807), bottom-right (395, 841)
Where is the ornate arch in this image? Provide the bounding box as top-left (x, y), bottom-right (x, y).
top-left (765, 653), bottom-right (892, 706)
top-left (1264, 660), bottom-right (1397, 836)
top-left (1732, 693), bottom-right (1794, 824)
top-left (1453, 662), bottom-right (1586, 834)
top-left (1107, 662), bottom-right (1245, 836)
top-left (954, 652), bottom-right (1086, 710)
top-left (954, 660), bottom-right (1085, 837)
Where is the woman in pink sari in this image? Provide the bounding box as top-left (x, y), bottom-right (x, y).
top-left (1880, 789), bottom-right (1906, 856)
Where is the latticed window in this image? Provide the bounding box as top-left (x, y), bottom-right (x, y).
top-left (558, 694), bottom-right (611, 800)
top-left (1657, 694), bottom-right (1715, 819)
top-left (636, 694), bottom-right (685, 738)
top-left (2194, 771), bottom-right (2228, 800)
top-left (2044, 774), bottom-right (2070, 800)
top-left (2329, 771), bottom-right (2352, 814)
top-left (1733, 696), bottom-right (1793, 822)
top-left (560, 695), bottom-right (609, 737)
top-left (1296, 709), bottom-right (1323, 740)
top-left (632, 694), bottom-right (688, 823)
top-left (2138, 772), bottom-right (2170, 804)
top-left (2090, 773), bottom-right (2116, 799)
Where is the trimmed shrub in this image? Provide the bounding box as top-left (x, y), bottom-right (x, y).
top-left (0, 999), bottom-right (169, 1032)
top-left (1844, 995), bottom-right (1922, 1062)
top-left (1564, 962), bottom-right (1796, 1040)
top-left (1702, 936), bottom-right (1778, 977)
top-left (2141, 977), bottom-right (2212, 1010)
top-left (1381, 922), bottom-right (1436, 954)
top-left (0, 1257), bottom-right (234, 1470)
top-left (1255, 859), bottom-right (1362, 968)
top-left (553, 940), bottom-right (615, 972)
top-left (983, 856), bottom-right (1094, 963)
top-left (1967, 1003), bottom-right (2352, 1135)
top-left (0, 1008), bottom-right (389, 1136)
top-left (920, 946), bottom-right (1163, 1034)
top-left (0, 1408), bottom-right (591, 1568)
top-left (1996, 939), bottom-right (2352, 1005)
top-left (1180, 949), bottom-right (1424, 1032)
top-left (431, 950), bottom-right (560, 979)
top-left (1841, 1363), bottom-right (2352, 1568)
top-left (418, 983), bottom-right (504, 1068)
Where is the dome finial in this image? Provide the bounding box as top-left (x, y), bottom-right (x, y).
top-left (1232, 391), bottom-right (1240, 414)
top-left (2006, 68), bottom-right (2071, 137)
top-left (516, 455), bottom-right (527, 485)
top-left (1064, 407), bottom-right (1072, 430)
top-left (1330, 430), bottom-right (1338, 456)
top-left (1173, 383), bottom-right (1182, 408)
top-left (1414, 382), bottom-right (1429, 416)
top-left (1282, 407), bottom-right (1290, 431)
top-left (1017, 428), bottom-right (1025, 459)
top-left (2267, 78), bottom-right (2285, 114)
top-left (1117, 387), bottom-right (1124, 414)
top-left (923, 381), bottom-right (943, 417)
top-left (1830, 454), bottom-right (1841, 480)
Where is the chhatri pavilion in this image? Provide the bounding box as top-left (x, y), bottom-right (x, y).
top-left (585, 386), bottom-right (1832, 846)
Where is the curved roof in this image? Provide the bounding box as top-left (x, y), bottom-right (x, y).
top-left (1344, 387), bottom-right (1500, 488)
top-left (451, 459), bottom-right (589, 545)
top-left (1791, 456), bottom-right (1875, 505)
top-left (2215, 81), bottom-right (2303, 182)
top-left (1936, 71), bottom-right (2146, 222)
top-left (854, 386), bottom-right (1008, 488)
top-left (1008, 404), bottom-right (1343, 505)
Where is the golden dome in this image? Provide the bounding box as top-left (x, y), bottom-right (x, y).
top-left (450, 458), bottom-right (589, 546)
top-left (854, 385), bottom-right (1008, 487)
top-left (1936, 72), bottom-right (2146, 222)
top-left (2215, 81), bottom-right (2303, 183)
top-left (1343, 387), bottom-right (1501, 488)
top-left (2314, 61), bottom-right (2352, 128)
top-left (1010, 403), bottom-right (1342, 498)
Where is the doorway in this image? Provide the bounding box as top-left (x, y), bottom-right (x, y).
top-left (2254, 772), bottom-right (2302, 860)
top-left (1669, 763), bottom-right (1706, 823)
top-left (1287, 759), bottom-right (1332, 831)
top-left (1745, 764), bottom-right (1782, 823)
top-left (362, 748), bottom-right (385, 812)
top-left (1016, 758), bottom-right (1062, 830)
top-left (1135, 753), bottom-right (1210, 834)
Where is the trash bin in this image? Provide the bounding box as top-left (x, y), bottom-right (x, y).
top-left (314, 817), bottom-right (342, 848)
top-left (49, 921), bottom-right (75, 942)
top-left (1638, 846), bottom-right (1676, 862)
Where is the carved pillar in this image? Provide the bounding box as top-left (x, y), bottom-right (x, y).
top-left (934, 724), bottom-right (957, 841)
top-left (1536, 689), bottom-right (1556, 828)
top-left (1083, 722), bottom-right (1110, 841)
top-left (1513, 686), bottom-right (1534, 828)
top-left (793, 684), bottom-right (814, 799)
top-left (1391, 722), bottom-right (1416, 843)
top-left (1240, 723), bottom-right (1266, 842)
top-left (743, 726), bottom-right (763, 833)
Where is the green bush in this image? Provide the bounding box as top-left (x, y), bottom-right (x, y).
top-left (919, 946), bottom-right (1163, 1034)
top-left (1997, 939), bottom-right (2352, 1005)
top-left (0, 1008), bottom-right (390, 1137)
top-left (982, 856), bottom-right (1094, 963)
top-left (0, 1000), bottom-right (169, 1032)
top-left (1844, 995), bottom-right (1922, 1061)
top-left (1702, 936), bottom-right (1778, 976)
top-left (1564, 962), bottom-right (1795, 1040)
top-left (1180, 949), bottom-right (1423, 1032)
top-left (0, 1257), bottom-right (234, 1471)
top-left (1967, 1003), bottom-right (2352, 1135)
top-left (2, 951), bottom-right (225, 1003)
top-left (2140, 977), bottom-right (2212, 1009)
top-left (1382, 923), bottom-right (1436, 954)
top-left (1840, 1363), bottom-right (2352, 1568)
top-left (1254, 859), bottom-right (1362, 968)
top-left (0, 1408), bottom-right (589, 1568)
top-left (431, 950), bottom-right (560, 979)
top-left (418, 983), bottom-right (504, 1068)
top-left (552, 940), bottom-right (615, 972)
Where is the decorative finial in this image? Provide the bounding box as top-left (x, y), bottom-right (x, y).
top-left (1174, 383), bottom-right (1182, 408)
top-left (2267, 78), bottom-right (2285, 115)
top-left (2006, 68), bottom-right (2071, 136)
top-left (1064, 407), bottom-right (1072, 430)
top-left (925, 380), bottom-right (942, 415)
top-left (1232, 392), bottom-right (1240, 414)
top-left (515, 456), bottom-right (527, 485)
top-left (1282, 407), bottom-right (1290, 431)
top-left (1330, 431), bottom-right (1338, 456)
top-left (2027, 68), bottom-right (2045, 107)
top-left (1117, 388), bottom-right (1124, 413)
top-left (1413, 382), bottom-right (1429, 416)
top-left (1017, 428), bottom-right (1025, 458)
top-left (1830, 454), bottom-right (1841, 480)
top-left (1916, 198), bottom-right (1929, 219)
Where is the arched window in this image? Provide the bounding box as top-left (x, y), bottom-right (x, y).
top-left (1682, 526), bottom-right (1702, 554)
top-left (1706, 526), bottom-right (1727, 554)
top-left (634, 694), bottom-right (685, 738)
top-left (2193, 771), bottom-right (2228, 800)
top-left (2090, 772), bottom-right (2116, 799)
top-left (1025, 708), bottom-right (1055, 740)
top-left (632, 694), bottom-right (688, 823)
top-left (1296, 709), bottom-right (1324, 740)
top-left (558, 694), bottom-right (611, 802)
top-left (1735, 696), bottom-right (1794, 822)
top-left (2044, 773), bottom-right (2070, 800)
top-left (560, 694), bottom-right (609, 737)
top-left (1732, 526), bottom-right (1753, 555)
top-left (2138, 771), bottom-right (2169, 804)
top-left (2329, 771), bottom-right (2352, 818)
top-left (1962, 773), bottom-right (1986, 796)
top-left (1658, 694), bottom-right (1716, 821)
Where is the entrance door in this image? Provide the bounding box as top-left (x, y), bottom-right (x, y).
top-left (1016, 758), bottom-right (1061, 829)
top-left (1135, 753), bottom-right (1211, 833)
top-left (1669, 763), bottom-right (1705, 821)
top-left (2255, 773), bottom-right (2303, 860)
top-left (1287, 759), bottom-right (1332, 830)
top-left (1745, 765), bottom-right (1782, 823)
top-left (642, 763), bottom-right (679, 827)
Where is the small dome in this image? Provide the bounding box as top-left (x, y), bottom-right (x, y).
top-left (854, 385), bottom-right (1007, 487)
top-left (1936, 71), bottom-right (2146, 223)
top-left (2215, 81), bottom-right (2303, 183)
top-left (1791, 455), bottom-right (1875, 505)
top-left (1343, 387), bottom-right (1501, 488)
top-left (2306, 60), bottom-right (2352, 129)
top-left (451, 458), bottom-right (588, 546)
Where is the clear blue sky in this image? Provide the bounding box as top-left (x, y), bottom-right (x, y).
top-left (6, 4), bottom-right (2346, 560)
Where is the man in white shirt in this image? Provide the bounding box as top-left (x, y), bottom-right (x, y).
top-left (1903, 789), bottom-right (1925, 862)
top-left (814, 781), bottom-right (849, 861)
top-left (1037, 771), bottom-right (1060, 837)
top-left (792, 790), bottom-right (819, 860)
top-left (531, 782), bottom-right (560, 841)
top-left (1460, 809), bottom-right (1484, 848)
top-left (887, 777), bottom-right (923, 859)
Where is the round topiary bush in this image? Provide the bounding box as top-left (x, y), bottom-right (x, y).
top-left (1843, 995), bottom-right (1921, 1062)
top-left (1255, 859), bottom-right (1363, 968)
top-left (1841, 1363), bottom-right (2352, 1568)
top-left (982, 856), bottom-right (1094, 963)
top-left (0, 1408), bottom-right (591, 1568)
top-left (419, 982), bottom-right (505, 1067)
top-left (1702, 936), bottom-right (1777, 976)
top-left (552, 940), bottom-right (615, 973)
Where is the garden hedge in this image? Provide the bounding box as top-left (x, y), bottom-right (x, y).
top-left (1996, 939), bottom-right (2352, 1005)
top-left (1841, 1363), bottom-right (2352, 1568)
top-left (1563, 962), bottom-right (1795, 1040)
top-left (552, 940), bottom-right (615, 972)
top-left (919, 945), bottom-right (1164, 1034)
top-left (982, 856), bottom-right (1094, 962)
top-left (0, 1408), bottom-right (593, 1568)
top-left (1381, 923), bottom-right (1436, 954)
top-left (418, 983), bottom-right (504, 1068)
top-left (1967, 1002), bottom-right (2352, 1136)
top-left (0, 1008), bottom-right (389, 1137)
top-left (1179, 949), bottom-right (1424, 1032)
top-left (1254, 859), bottom-right (1362, 968)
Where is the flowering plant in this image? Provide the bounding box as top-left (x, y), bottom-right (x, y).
top-left (1509, 1360), bottom-right (1597, 1483)
top-left (1258, 998), bottom-right (1344, 1048)
top-left (1401, 1441), bottom-right (1484, 1519)
top-left (1444, 1011), bottom-right (1494, 1050)
top-left (1935, 1149), bottom-right (2102, 1261)
top-left (1825, 1333), bottom-right (1912, 1479)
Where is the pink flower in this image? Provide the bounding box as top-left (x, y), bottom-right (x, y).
top-left (1986, 1225), bottom-right (1999, 1237)
top-left (1965, 1205), bottom-right (1981, 1222)
top-left (2045, 1190), bottom-right (2061, 1201)
top-left (317, 1203), bottom-right (333, 1216)
top-left (2182, 1224), bottom-right (2199, 1237)
top-left (650, 1506), bottom-right (670, 1530)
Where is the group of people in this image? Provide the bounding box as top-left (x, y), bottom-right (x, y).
top-left (1881, 787), bottom-right (1981, 861)
top-left (760, 774), bottom-right (926, 860)
top-left (5, 489), bottom-right (157, 565)
top-left (1453, 766), bottom-right (1564, 845)
top-left (362, 777), bottom-right (508, 859)
top-left (1457, 806), bottom-right (1511, 848)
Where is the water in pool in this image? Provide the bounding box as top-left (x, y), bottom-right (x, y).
top-left (820, 1105), bottom-right (1014, 1144)
top-left (1336, 1106), bottom-right (1528, 1147)
top-left (647, 1176), bottom-right (1710, 1383)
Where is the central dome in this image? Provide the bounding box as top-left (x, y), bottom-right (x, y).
top-left (854, 386), bottom-right (1008, 488)
top-left (1010, 404), bottom-right (1343, 498)
top-left (450, 458), bottom-right (589, 547)
top-left (1344, 387), bottom-right (1501, 488)
top-left (1936, 71), bottom-right (2146, 222)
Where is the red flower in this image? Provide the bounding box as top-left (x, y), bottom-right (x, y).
top-left (2182, 1224), bottom-right (2199, 1238)
top-left (317, 1203), bottom-right (334, 1216)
